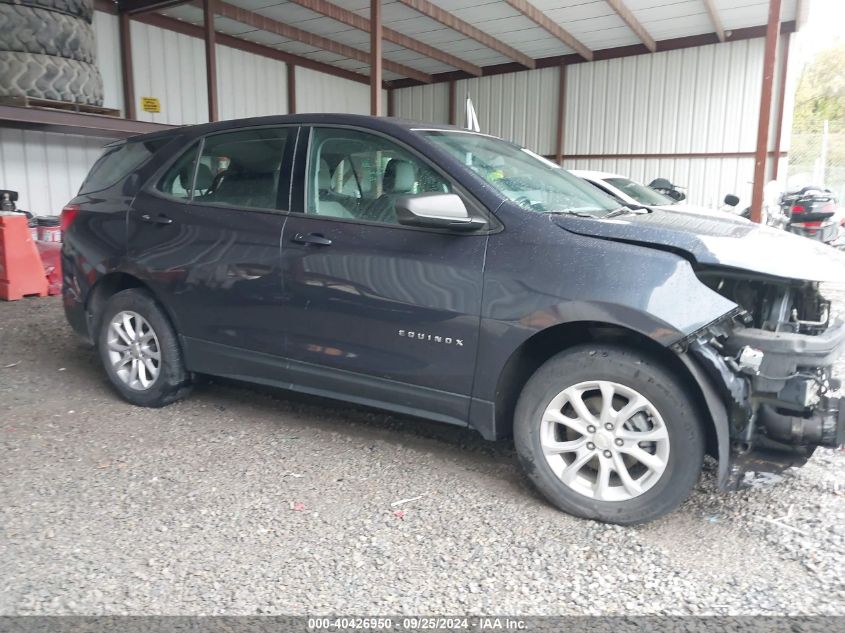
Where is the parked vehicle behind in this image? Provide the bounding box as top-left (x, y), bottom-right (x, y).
top-left (62, 115), bottom-right (845, 524)
top-left (723, 185), bottom-right (845, 247)
top-left (782, 186), bottom-right (844, 248)
top-left (571, 170), bottom-right (745, 222)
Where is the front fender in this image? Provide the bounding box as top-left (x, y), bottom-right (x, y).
top-left (474, 228), bottom-right (738, 400)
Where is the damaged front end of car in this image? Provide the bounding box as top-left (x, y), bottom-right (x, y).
top-left (677, 271), bottom-right (845, 488)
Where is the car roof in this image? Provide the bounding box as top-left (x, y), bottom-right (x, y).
top-left (568, 169), bottom-right (625, 180)
top-left (126, 114), bottom-right (466, 143)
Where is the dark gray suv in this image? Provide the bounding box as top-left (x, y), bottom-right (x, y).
top-left (61, 114), bottom-right (845, 523)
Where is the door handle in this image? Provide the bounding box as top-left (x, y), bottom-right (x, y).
top-left (141, 213), bottom-right (173, 225)
top-left (291, 232), bottom-right (332, 246)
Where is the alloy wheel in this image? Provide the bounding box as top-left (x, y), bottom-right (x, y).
top-left (540, 380), bottom-right (670, 502)
top-left (105, 310), bottom-right (162, 391)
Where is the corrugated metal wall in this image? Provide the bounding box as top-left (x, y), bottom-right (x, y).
top-left (393, 82), bottom-right (450, 125)
top-left (99, 13), bottom-right (377, 123)
top-left (0, 129), bottom-right (109, 215)
top-left (457, 67), bottom-right (561, 156)
top-left (130, 20), bottom-right (209, 125)
top-left (217, 46), bottom-right (288, 121)
top-left (295, 66), bottom-right (386, 116)
top-left (393, 36), bottom-right (793, 210)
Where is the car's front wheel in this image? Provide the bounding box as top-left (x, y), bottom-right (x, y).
top-left (97, 288), bottom-right (191, 407)
top-left (514, 344), bottom-right (704, 524)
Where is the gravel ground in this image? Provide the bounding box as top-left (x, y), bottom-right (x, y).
top-left (1, 292), bottom-right (845, 616)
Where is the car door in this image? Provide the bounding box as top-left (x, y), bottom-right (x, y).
top-left (127, 125), bottom-right (296, 368)
top-left (279, 126), bottom-right (490, 423)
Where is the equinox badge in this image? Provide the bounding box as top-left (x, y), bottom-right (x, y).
top-left (398, 330), bottom-right (464, 347)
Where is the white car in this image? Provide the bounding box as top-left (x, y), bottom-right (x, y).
top-left (570, 170), bottom-right (746, 222)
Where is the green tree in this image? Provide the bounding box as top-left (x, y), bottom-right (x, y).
top-left (793, 42), bottom-right (845, 133)
top-left (789, 42), bottom-right (845, 192)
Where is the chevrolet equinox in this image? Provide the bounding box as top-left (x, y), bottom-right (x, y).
top-left (62, 114), bottom-right (845, 524)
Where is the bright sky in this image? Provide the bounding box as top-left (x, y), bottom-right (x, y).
top-left (794, 0), bottom-right (845, 63)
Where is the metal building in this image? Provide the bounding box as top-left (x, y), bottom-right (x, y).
top-left (0, 0), bottom-right (807, 218)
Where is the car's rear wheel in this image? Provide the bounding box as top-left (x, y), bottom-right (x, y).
top-left (97, 288), bottom-right (191, 407)
top-left (514, 344), bottom-right (704, 524)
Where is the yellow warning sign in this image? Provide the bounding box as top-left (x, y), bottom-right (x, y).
top-left (140, 97), bottom-right (161, 113)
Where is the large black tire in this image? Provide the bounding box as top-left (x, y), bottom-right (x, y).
top-left (513, 344), bottom-right (705, 524)
top-left (0, 51), bottom-right (103, 105)
top-left (0, 0), bottom-right (92, 22)
top-left (0, 5), bottom-right (95, 63)
top-left (96, 289), bottom-right (193, 408)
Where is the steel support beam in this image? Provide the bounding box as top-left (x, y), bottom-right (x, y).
top-left (387, 21), bottom-right (796, 89)
top-left (0, 104), bottom-right (173, 137)
top-left (448, 80), bottom-right (456, 126)
top-left (555, 64), bottom-right (566, 164)
top-left (505, 0), bottom-right (592, 61)
top-left (370, 0), bottom-right (382, 116)
top-left (702, 0), bottom-right (726, 42)
top-left (135, 12), bottom-right (371, 85)
top-left (396, 0), bottom-right (535, 69)
top-left (203, 0), bottom-right (218, 122)
top-left (118, 12), bottom-right (136, 119)
top-left (285, 0), bottom-right (481, 76)
top-left (214, 0), bottom-right (431, 84)
top-left (287, 63), bottom-right (296, 114)
top-left (750, 0), bottom-right (782, 223)
top-left (117, 0), bottom-right (191, 14)
top-left (771, 34), bottom-right (791, 180)
top-left (605, 0), bottom-right (657, 52)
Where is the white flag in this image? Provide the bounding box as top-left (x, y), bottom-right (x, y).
top-left (465, 95), bottom-right (480, 132)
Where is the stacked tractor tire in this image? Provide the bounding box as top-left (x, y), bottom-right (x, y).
top-left (0, 0), bottom-right (103, 105)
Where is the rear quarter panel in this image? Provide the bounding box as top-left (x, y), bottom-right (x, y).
top-left (61, 136), bottom-right (185, 336)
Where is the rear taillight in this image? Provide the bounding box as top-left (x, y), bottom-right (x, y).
top-left (791, 204), bottom-right (805, 214)
top-left (60, 204), bottom-right (79, 233)
top-left (821, 202), bottom-right (836, 213)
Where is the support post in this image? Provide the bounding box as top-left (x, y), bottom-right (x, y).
top-left (287, 63), bottom-right (296, 114)
top-left (750, 0), bottom-right (782, 223)
top-left (448, 80), bottom-right (456, 125)
top-left (370, 0), bottom-right (382, 116)
top-left (203, 0), bottom-right (218, 122)
top-left (555, 64), bottom-right (566, 165)
top-left (387, 88), bottom-right (395, 117)
top-left (119, 13), bottom-right (135, 119)
top-left (771, 34), bottom-right (791, 181)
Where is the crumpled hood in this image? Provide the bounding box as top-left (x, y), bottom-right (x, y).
top-left (555, 208), bottom-right (845, 282)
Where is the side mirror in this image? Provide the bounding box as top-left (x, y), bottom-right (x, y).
top-left (395, 193), bottom-right (485, 231)
top-left (724, 194), bottom-right (740, 207)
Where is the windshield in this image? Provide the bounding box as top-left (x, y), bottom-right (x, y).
top-left (420, 131), bottom-right (621, 217)
top-left (605, 177), bottom-right (676, 206)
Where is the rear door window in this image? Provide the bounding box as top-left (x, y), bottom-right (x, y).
top-left (195, 128), bottom-right (290, 211)
top-left (157, 143), bottom-right (200, 200)
top-left (80, 138), bottom-right (167, 194)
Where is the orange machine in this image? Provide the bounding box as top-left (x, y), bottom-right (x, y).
top-left (0, 213), bottom-right (48, 300)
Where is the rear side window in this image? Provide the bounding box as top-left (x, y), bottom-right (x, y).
top-left (195, 128), bottom-right (289, 210)
top-left (157, 143), bottom-right (200, 199)
top-left (80, 139), bottom-right (166, 194)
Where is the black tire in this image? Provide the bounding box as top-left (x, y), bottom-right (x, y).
top-left (0, 5), bottom-right (95, 63)
top-left (0, 51), bottom-right (103, 105)
top-left (0, 0), bottom-right (92, 22)
top-left (96, 288), bottom-right (192, 408)
top-left (513, 344), bottom-right (705, 524)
